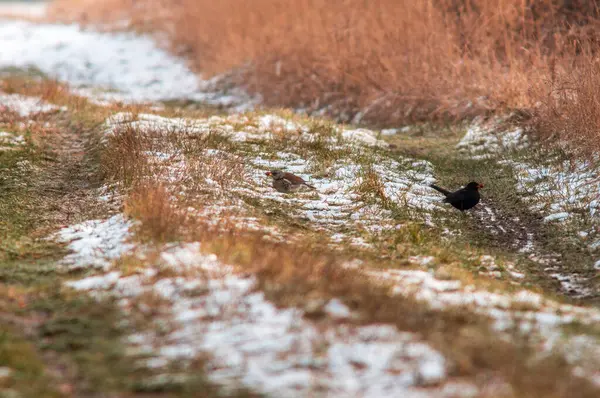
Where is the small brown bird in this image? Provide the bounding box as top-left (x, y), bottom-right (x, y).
top-left (430, 181), bottom-right (483, 211)
top-left (266, 170), bottom-right (316, 193)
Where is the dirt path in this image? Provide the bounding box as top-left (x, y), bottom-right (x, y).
top-left (385, 123), bottom-right (600, 305)
top-left (475, 197), bottom-right (598, 302)
top-left (0, 105), bottom-right (156, 397)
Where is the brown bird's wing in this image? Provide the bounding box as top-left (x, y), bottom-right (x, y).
top-left (282, 172), bottom-right (316, 189)
top-left (283, 172), bottom-right (308, 185)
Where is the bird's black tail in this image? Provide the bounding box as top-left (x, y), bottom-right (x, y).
top-left (429, 184), bottom-right (451, 196)
top-left (304, 183), bottom-right (317, 190)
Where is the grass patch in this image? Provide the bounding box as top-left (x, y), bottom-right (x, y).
top-left (0, 327), bottom-right (62, 398)
top-left (0, 75), bottom-right (250, 397)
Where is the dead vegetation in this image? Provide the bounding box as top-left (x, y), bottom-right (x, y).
top-left (48, 0), bottom-right (600, 154)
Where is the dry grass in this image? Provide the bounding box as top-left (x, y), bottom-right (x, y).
top-left (124, 183), bottom-right (188, 243)
top-left (101, 125), bottom-right (152, 186)
top-left (1, 77), bottom-right (70, 105)
top-left (533, 56), bottom-right (600, 156)
top-left (48, 0), bottom-right (600, 153)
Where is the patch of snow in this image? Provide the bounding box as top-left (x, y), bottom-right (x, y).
top-left (0, 93), bottom-right (65, 116)
top-left (55, 214), bottom-right (135, 271)
top-left (408, 256), bottom-right (435, 267)
top-left (459, 118), bottom-right (600, 298)
top-left (0, 367), bottom-right (13, 380)
top-left (257, 114), bottom-right (301, 133)
top-left (365, 264), bottom-right (600, 383)
top-left (66, 271), bottom-right (122, 290)
top-left (66, 241), bottom-right (469, 397)
top-left (456, 117), bottom-right (528, 158)
top-left (242, 153), bottom-right (445, 246)
top-left (547, 272), bottom-right (594, 298)
top-left (324, 298), bottom-right (352, 319)
top-left (104, 112), bottom-right (388, 147)
top-left (381, 128), bottom-right (399, 136)
top-left (544, 212), bottom-right (570, 222)
top-left (508, 270), bottom-right (525, 280)
top-left (100, 112), bottom-right (447, 247)
top-left (342, 128), bottom-right (387, 147)
top-left (519, 232), bottom-right (535, 254)
top-left (0, 20), bottom-right (252, 107)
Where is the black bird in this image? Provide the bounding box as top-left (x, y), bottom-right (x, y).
top-left (430, 181), bottom-right (483, 211)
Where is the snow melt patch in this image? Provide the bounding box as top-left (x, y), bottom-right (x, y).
top-left (508, 156), bottom-right (600, 294)
top-left (100, 112), bottom-right (446, 247)
top-left (356, 261), bottom-right (600, 383)
top-left (241, 152), bottom-right (444, 247)
top-left (56, 214), bottom-right (135, 270)
top-left (342, 128), bottom-right (387, 147)
top-left (457, 118), bottom-right (528, 159)
top-left (66, 241), bottom-right (469, 397)
top-left (103, 112), bottom-right (388, 147)
top-left (0, 93), bottom-right (65, 116)
top-left (0, 20), bottom-right (250, 106)
top-left (458, 118), bottom-right (600, 297)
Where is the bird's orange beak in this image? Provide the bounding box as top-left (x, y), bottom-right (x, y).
top-left (265, 171), bottom-right (272, 176)
top-left (478, 183), bottom-right (484, 189)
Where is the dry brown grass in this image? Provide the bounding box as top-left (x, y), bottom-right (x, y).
top-left (533, 54), bottom-right (600, 156)
top-left (124, 183), bottom-right (188, 243)
top-left (101, 125), bottom-right (151, 186)
top-left (1, 77), bottom-right (69, 104)
top-left (48, 0), bottom-right (600, 153)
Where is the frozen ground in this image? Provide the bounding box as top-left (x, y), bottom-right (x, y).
top-left (0, 19), bottom-right (252, 107)
top-left (3, 13), bottom-right (600, 396)
top-left (457, 118), bottom-right (600, 298)
top-left (0, 93), bottom-right (65, 117)
top-left (61, 217), bottom-right (477, 397)
top-left (102, 112), bottom-right (448, 248)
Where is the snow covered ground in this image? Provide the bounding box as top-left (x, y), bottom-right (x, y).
top-left (0, 93), bottom-right (65, 117)
top-left (0, 19), bottom-right (252, 107)
top-left (101, 111), bottom-right (448, 248)
top-left (57, 210), bottom-right (600, 393)
top-left (4, 10), bottom-right (600, 396)
top-left (456, 116), bottom-right (528, 159)
top-left (60, 216), bottom-right (478, 397)
top-left (457, 118), bottom-right (600, 298)
top-left (363, 263), bottom-right (600, 386)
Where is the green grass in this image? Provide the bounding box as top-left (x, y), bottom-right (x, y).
top-left (0, 328), bottom-right (62, 398)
